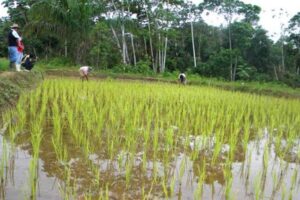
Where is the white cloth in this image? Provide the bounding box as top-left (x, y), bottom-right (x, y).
top-left (11, 29), bottom-right (21, 39)
top-left (178, 73), bottom-right (186, 79)
top-left (79, 66), bottom-right (90, 75)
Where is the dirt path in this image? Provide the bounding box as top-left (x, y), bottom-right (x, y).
top-left (0, 71), bottom-right (16, 78)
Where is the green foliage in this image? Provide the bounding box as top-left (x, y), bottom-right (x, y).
top-left (87, 22), bottom-right (120, 69)
top-left (112, 60), bottom-right (153, 75)
top-left (133, 60), bottom-right (153, 74)
top-left (0, 0), bottom-right (299, 85)
top-left (281, 72), bottom-right (300, 88)
top-left (0, 58), bottom-right (9, 71)
top-left (236, 64), bottom-right (256, 80)
top-left (197, 49), bottom-right (232, 79)
top-left (38, 57), bottom-right (75, 69)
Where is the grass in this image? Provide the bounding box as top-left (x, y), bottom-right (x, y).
top-left (0, 58), bottom-right (9, 71)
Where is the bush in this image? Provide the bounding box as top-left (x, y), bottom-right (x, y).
top-left (112, 60), bottom-right (154, 75)
top-left (112, 63), bottom-right (128, 73)
top-left (252, 73), bottom-right (273, 82)
top-left (0, 58), bottom-right (9, 71)
top-left (38, 57), bottom-right (75, 69)
top-left (132, 60), bottom-right (153, 75)
top-left (281, 73), bottom-right (300, 88)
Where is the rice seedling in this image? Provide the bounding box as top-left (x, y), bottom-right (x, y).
top-left (254, 172), bottom-right (262, 200)
top-left (193, 161), bottom-right (206, 200)
top-left (0, 78), bottom-right (299, 199)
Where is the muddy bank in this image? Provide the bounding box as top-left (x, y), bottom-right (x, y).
top-left (0, 71), bottom-right (43, 113)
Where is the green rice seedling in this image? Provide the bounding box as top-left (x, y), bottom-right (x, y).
top-left (254, 172), bottom-right (262, 200)
top-left (142, 150), bottom-right (147, 173)
top-left (141, 185), bottom-right (146, 200)
top-left (169, 173), bottom-right (176, 197)
top-left (194, 161), bottom-right (206, 200)
top-left (62, 165), bottom-right (73, 200)
top-left (179, 157), bottom-right (186, 185)
top-left (15, 96), bottom-right (26, 131)
top-left (28, 157), bottom-right (39, 200)
top-left (161, 177), bottom-right (169, 198)
top-left (105, 184), bottom-right (109, 200)
top-left (212, 133), bottom-right (223, 164)
top-left (30, 125), bottom-right (42, 159)
top-left (223, 159), bottom-right (233, 200)
top-left (272, 170), bottom-right (278, 185)
top-left (263, 141), bottom-right (269, 169)
top-left (125, 155), bottom-right (133, 188)
top-left (291, 168), bottom-right (298, 191)
top-left (0, 139), bottom-right (7, 185)
top-left (1, 78), bottom-right (300, 199)
top-left (281, 183), bottom-right (287, 200)
top-left (165, 128), bottom-right (174, 151)
top-left (242, 121), bottom-right (251, 152)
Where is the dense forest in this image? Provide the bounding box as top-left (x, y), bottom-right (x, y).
top-left (0, 0), bottom-right (299, 85)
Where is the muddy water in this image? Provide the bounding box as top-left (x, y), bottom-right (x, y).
top-left (0, 135), bottom-right (61, 200)
top-left (0, 124), bottom-right (300, 199)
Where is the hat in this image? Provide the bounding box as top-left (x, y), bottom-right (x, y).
top-left (11, 23), bottom-right (19, 29)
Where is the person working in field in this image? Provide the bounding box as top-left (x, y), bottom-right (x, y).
top-left (79, 66), bottom-right (93, 81)
top-left (178, 72), bottom-right (187, 85)
top-left (21, 54), bottom-right (37, 71)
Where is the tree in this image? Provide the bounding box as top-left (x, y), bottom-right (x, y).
top-left (25, 0), bottom-right (94, 60)
top-left (246, 27), bottom-right (272, 74)
top-left (202, 0), bottom-right (260, 81)
top-left (288, 12), bottom-right (300, 75)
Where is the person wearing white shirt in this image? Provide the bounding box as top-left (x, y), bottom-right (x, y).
top-left (8, 23), bottom-right (22, 71)
top-left (178, 73), bottom-right (187, 85)
top-left (79, 66), bottom-right (93, 81)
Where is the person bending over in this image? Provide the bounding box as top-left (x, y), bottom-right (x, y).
top-left (79, 66), bottom-right (93, 81)
top-left (21, 54), bottom-right (37, 71)
top-left (178, 73), bottom-right (187, 85)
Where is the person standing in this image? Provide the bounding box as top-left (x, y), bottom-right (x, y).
top-left (8, 23), bottom-right (22, 71)
top-left (17, 38), bottom-right (25, 71)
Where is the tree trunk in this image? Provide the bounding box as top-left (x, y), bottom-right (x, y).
top-left (274, 65), bottom-right (279, 81)
top-left (121, 24), bottom-right (127, 65)
top-left (143, 37), bottom-right (147, 56)
top-left (158, 33), bottom-right (162, 72)
top-left (144, 0), bottom-right (155, 72)
top-left (233, 56), bottom-right (237, 81)
top-left (191, 21), bottom-right (196, 68)
top-left (162, 37), bottom-right (168, 73)
top-left (64, 39), bottom-right (68, 57)
top-left (198, 33), bottom-right (202, 63)
top-left (228, 22), bottom-right (233, 81)
top-left (110, 26), bottom-right (123, 58)
top-left (281, 41), bottom-right (285, 73)
top-left (130, 33), bottom-right (136, 67)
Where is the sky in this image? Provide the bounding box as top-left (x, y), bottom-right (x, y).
top-left (194, 0), bottom-right (299, 41)
top-left (0, 0), bottom-right (299, 41)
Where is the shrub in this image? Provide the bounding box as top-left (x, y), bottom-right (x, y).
top-left (112, 60), bottom-right (153, 75)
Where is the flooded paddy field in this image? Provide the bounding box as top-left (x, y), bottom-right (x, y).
top-left (0, 78), bottom-right (300, 200)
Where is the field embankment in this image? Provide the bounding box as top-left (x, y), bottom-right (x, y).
top-left (0, 71), bottom-right (43, 113)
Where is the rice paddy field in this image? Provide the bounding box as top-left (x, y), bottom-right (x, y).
top-left (0, 78), bottom-right (300, 200)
